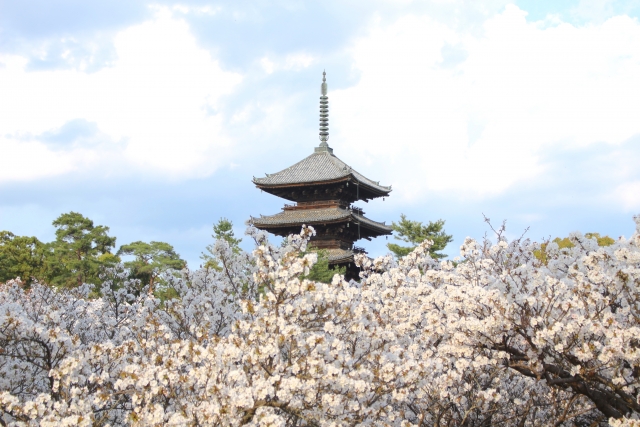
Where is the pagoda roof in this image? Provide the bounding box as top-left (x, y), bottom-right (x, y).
top-left (325, 248), bottom-right (356, 263)
top-left (253, 150), bottom-right (391, 195)
top-left (250, 206), bottom-right (392, 235)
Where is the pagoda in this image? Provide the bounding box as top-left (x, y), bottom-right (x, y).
top-left (250, 72), bottom-right (392, 280)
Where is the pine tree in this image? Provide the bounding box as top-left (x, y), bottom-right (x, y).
top-left (387, 214), bottom-right (453, 259)
top-left (46, 212), bottom-right (118, 287)
top-left (117, 241), bottom-right (185, 295)
top-left (0, 231), bottom-right (47, 287)
top-left (201, 218), bottom-right (242, 270)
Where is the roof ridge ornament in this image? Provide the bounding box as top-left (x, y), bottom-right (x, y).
top-left (315, 70), bottom-right (333, 154)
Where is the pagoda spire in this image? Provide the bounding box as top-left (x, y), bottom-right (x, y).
top-left (315, 71), bottom-right (333, 153)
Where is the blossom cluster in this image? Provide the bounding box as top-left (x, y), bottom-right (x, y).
top-left (1, 219), bottom-right (640, 426)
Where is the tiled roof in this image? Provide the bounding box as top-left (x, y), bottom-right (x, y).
top-left (250, 207), bottom-right (392, 234)
top-left (325, 248), bottom-right (355, 263)
top-left (253, 150), bottom-right (391, 194)
top-left (254, 207), bottom-right (347, 224)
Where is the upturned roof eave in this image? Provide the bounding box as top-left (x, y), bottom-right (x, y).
top-left (253, 173), bottom-right (392, 196)
top-left (252, 220), bottom-right (392, 235)
top-left (327, 254), bottom-right (354, 264)
top-left (251, 216), bottom-right (349, 228)
top-left (250, 209), bottom-right (392, 235)
top-left (252, 175), bottom-right (350, 188)
top-left (351, 215), bottom-right (393, 235)
top-left (350, 176), bottom-right (392, 195)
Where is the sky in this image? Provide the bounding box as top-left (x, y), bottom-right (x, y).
top-left (1, 0), bottom-right (640, 267)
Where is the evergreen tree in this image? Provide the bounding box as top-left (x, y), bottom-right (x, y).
top-left (303, 249), bottom-right (346, 283)
top-left (201, 218), bottom-right (242, 270)
top-left (0, 231), bottom-right (47, 287)
top-left (117, 241), bottom-right (185, 295)
top-left (387, 214), bottom-right (453, 259)
top-left (280, 237), bottom-right (346, 284)
top-left (46, 212), bottom-right (118, 288)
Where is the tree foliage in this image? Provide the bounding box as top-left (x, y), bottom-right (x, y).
top-left (0, 231), bottom-right (46, 287)
top-left (0, 213), bottom-right (190, 294)
top-left (1, 219), bottom-right (640, 426)
top-left (117, 241), bottom-right (185, 295)
top-left (45, 212), bottom-right (118, 288)
top-left (535, 232), bottom-right (616, 263)
top-left (302, 248), bottom-right (346, 283)
top-left (201, 217), bottom-right (242, 270)
top-left (387, 213), bottom-right (453, 259)
top-left (280, 234), bottom-right (347, 284)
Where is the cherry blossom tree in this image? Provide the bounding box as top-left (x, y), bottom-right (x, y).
top-left (1, 217), bottom-right (639, 426)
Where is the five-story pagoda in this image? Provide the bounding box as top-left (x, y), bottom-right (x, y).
top-left (250, 72), bottom-right (392, 280)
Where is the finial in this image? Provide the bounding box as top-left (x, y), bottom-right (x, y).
top-left (316, 71), bottom-right (332, 153)
top-left (321, 70), bottom-right (327, 96)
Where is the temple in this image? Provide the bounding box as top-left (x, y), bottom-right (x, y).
top-left (250, 72), bottom-right (392, 280)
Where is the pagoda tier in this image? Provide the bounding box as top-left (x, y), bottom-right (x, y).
top-left (250, 202), bottom-right (392, 243)
top-left (253, 148), bottom-right (391, 203)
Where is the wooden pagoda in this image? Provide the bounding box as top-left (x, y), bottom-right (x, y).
top-left (250, 72), bottom-right (392, 280)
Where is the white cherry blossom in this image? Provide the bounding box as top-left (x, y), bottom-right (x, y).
top-left (1, 219), bottom-right (640, 426)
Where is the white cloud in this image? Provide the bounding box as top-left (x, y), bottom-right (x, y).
top-left (259, 52), bottom-right (316, 75)
top-left (260, 57), bottom-right (276, 74)
top-left (284, 53), bottom-right (315, 70)
top-left (170, 4), bottom-right (221, 16)
top-left (0, 8), bottom-right (242, 183)
top-left (0, 138), bottom-right (77, 182)
top-left (329, 5), bottom-right (640, 200)
top-left (613, 181), bottom-right (640, 212)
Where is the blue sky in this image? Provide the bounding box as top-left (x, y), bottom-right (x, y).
top-left (1, 0), bottom-right (640, 267)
